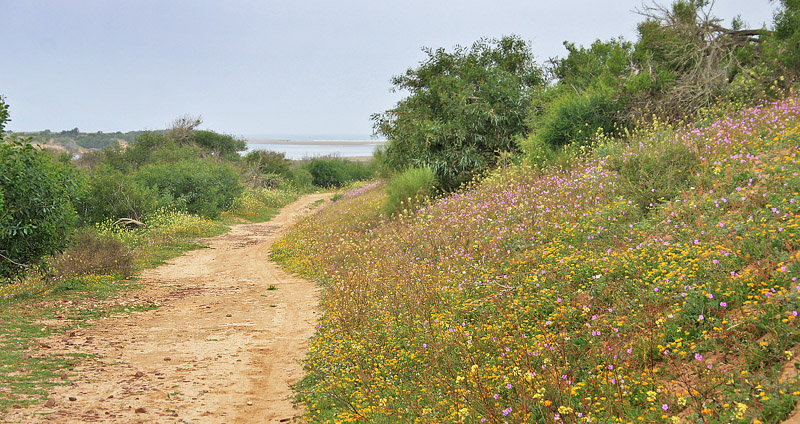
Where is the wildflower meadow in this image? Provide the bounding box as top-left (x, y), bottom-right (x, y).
top-left (272, 95), bottom-right (800, 423)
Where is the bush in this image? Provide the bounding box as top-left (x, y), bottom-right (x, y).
top-left (529, 85), bottom-right (626, 149)
top-left (193, 130), bottom-right (246, 159)
top-left (304, 158), bottom-right (376, 188)
top-left (340, 159), bottom-right (376, 182)
top-left (305, 159), bottom-right (349, 188)
top-left (77, 165), bottom-right (164, 223)
top-left (50, 229), bottom-right (135, 279)
top-left (0, 137), bottom-right (84, 278)
top-left (285, 167), bottom-right (314, 190)
top-left (133, 158), bottom-right (243, 218)
top-left (244, 150), bottom-right (291, 175)
top-left (224, 187), bottom-right (298, 221)
top-left (242, 171), bottom-right (283, 190)
top-left (606, 137), bottom-right (698, 213)
top-left (384, 167), bottom-right (436, 215)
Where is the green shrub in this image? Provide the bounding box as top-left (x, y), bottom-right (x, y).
top-left (606, 138), bottom-right (698, 213)
top-left (101, 132), bottom-right (171, 172)
top-left (224, 187), bottom-right (298, 221)
top-left (50, 229), bottom-right (135, 279)
top-left (244, 150), bottom-right (291, 175)
top-left (102, 132), bottom-right (200, 172)
top-left (243, 171), bottom-right (284, 190)
top-left (285, 167), bottom-right (313, 190)
top-left (520, 136), bottom-right (557, 169)
top-left (133, 158), bottom-right (243, 218)
top-left (305, 159), bottom-right (349, 188)
top-left (304, 158), bottom-right (375, 188)
top-left (0, 137), bottom-right (84, 278)
top-left (193, 130), bottom-right (246, 159)
top-left (340, 159), bottom-right (375, 182)
top-left (384, 167), bottom-right (436, 215)
top-left (530, 85), bottom-right (626, 149)
top-left (77, 165), bottom-right (164, 223)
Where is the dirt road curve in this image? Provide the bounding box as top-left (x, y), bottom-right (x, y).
top-left (10, 194), bottom-right (329, 424)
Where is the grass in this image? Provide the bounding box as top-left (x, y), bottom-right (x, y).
top-left (221, 186), bottom-right (299, 224)
top-left (272, 95), bottom-right (800, 423)
top-left (0, 186), bottom-right (298, 414)
top-left (0, 275), bottom-right (158, 411)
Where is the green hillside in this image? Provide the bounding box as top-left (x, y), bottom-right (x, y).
top-left (273, 95), bottom-right (800, 423)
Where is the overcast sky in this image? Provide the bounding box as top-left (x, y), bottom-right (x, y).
top-left (0, 0), bottom-right (777, 138)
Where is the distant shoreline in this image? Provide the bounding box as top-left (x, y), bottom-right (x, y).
top-left (246, 139), bottom-right (385, 146)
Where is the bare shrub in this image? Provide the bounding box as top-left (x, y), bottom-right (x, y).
top-left (50, 229), bottom-right (135, 279)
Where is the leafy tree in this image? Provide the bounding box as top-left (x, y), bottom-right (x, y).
top-left (523, 0), bottom-right (783, 160)
top-left (525, 39), bottom-right (634, 150)
top-left (0, 96), bottom-right (9, 133)
top-left (771, 0), bottom-right (800, 72)
top-left (373, 36), bottom-right (544, 190)
top-left (0, 100), bottom-right (84, 277)
top-left (553, 39), bottom-right (634, 93)
top-left (193, 130), bottom-right (247, 159)
top-left (244, 150), bottom-right (292, 175)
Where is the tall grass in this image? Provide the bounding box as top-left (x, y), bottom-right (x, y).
top-left (384, 166), bottom-right (437, 215)
top-left (273, 95), bottom-right (800, 423)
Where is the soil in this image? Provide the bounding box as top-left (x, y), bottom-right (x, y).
top-left (6, 194), bottom-right (330, 423)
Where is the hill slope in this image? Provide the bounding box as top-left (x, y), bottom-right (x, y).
top-left (273, 96), bottom-right (800, 423)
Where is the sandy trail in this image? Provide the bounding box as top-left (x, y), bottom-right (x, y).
top-left (9, 194), bottom-right (329, 423)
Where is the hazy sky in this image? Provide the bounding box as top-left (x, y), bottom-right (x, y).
top-left (1, 0), bottom-right (777, 138)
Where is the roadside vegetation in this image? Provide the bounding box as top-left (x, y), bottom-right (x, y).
top-left (271, 1), bottom-right (800, 422)
top-left (0, 96), bottom-right (378, 411)
top-left (274, 88), bottom-right (800, 424)
top-left (2, 0), bottom-right (799, 421)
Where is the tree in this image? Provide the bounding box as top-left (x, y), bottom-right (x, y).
top-left (523, 0), bottom-right (780, 158)
top-left (526, 39), bottom-right (635, 149)
top-left (193, 130), bottom-right (247, 158)
top-left (762, 0), bottom-right (800, 82)
top-left (372, 36), bottom-right (544, 190)
top-left (244, 150), bottom-right (292, 175)
top-left (630, 0), bottom-right (767, 119)
top-left (167, 114), bottom-right (202, 146)
top-left (0, 96), bottom-right (9, 133)
top-left (0, 99), bottom-right (84, 278)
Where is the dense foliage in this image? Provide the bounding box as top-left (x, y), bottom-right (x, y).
top-left (193, 130), bottom-right (247, 159)
top-left (373, 36), bottom-right (543, 190)
top-left (384, 166), bottom-right (436, 216)
top-left (79, 126), bottom-right (247, 221)
top-left (305, 157), bottom-right (375, 188)
top-left (134, 158), bottom-right (243, 219)
top-left (521, 0), bottom-right (800, 161)
top-left (0, 96), bottom-right (9, 133)
top-left (274, 95), bottom-right (800, 423)
top-left (0, 136), bottom-right (83, 278)
top-left (244, 149), bottom-right (292, 176)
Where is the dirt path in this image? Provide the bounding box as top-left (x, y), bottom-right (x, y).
top-left (9, 194), bottom-right (329, 423)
